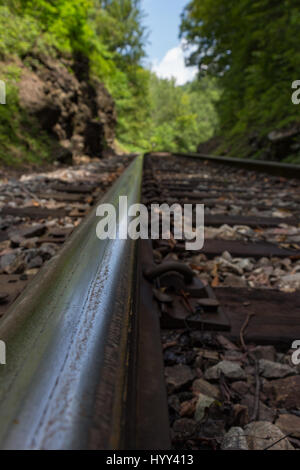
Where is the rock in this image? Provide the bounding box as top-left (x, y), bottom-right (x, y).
top-left (241, 395), bottom-right (276, 423)
top-left (236, 258), bottom-right (254, 272)
top-left (223, 274), bottom-right (247, 288)
top-left (165, 364), bottom-right (195, 393)
top-left (216, 334), bottom-right (239, 351)
top-left (197, 417), bottom-right (226, 439)
top-left (9, 224), bottom-right (46, 240)
top-left (276, 414), bottom-right (300, 439)
top-left (221, 251), bottom-right (232, 261)
top-left (245, 421), bottom-right (294, 450)
top-left (263, 376), bottom-right (300, 410)
top-left (221, 427), bottom-right (249, 450)
top-left (22, 224), bottom-right (46, 238)
top-left (250, 345), bottom-right (276, 362)
top-left (194, 393), bottom-right (215, 422)
top-left (205, 360), bottom-right (246, 381)
top-left (231, 381), bottom-right (250, 396)
top-left (172, 418), bottom-right (196, 438)
top-left (19, 55), bottom-right (117, 161)
top-left (38, 243), bottom-right (58, 260)
top-left (28, 256), bottom-right (43, 269)
top-left (281, 273), bottom-right (300, 283)
top-left (192, 378), bottom-right (221, 400)
top-left (9, 234), bottom-right (25, 248)
top-left (25, 268), bottom-right (39, 276)
top-left (20, 237), bottom-right (39, 249)
top-left (219, 258), bottom-right (244, 275)
top-left (0, 251), bottom-right (25, 274)
top-left (258, 257), bottom-right (272, 267)
top-left (196, 349), bottom-right (220, 365)
top-left (259, 359), bottom-right (295, 379)
top-left (223, 350), bottom-right (245, 363)
top-left (180, 397), bottom-right (198, 418)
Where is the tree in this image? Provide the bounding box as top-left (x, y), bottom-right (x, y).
top-left (180, 0), bottom-right (300, 156)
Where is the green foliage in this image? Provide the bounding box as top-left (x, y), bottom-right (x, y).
top-left (93, 0), bottom-right (147, 65)
top-left (181, 0), bottom-right (300, 158)
top-left (0, 5), bottom-right (47, 58)
top-left (146, 73), bottom-right (219, 152)
top-left (0, 62), bottom-right (52, 164)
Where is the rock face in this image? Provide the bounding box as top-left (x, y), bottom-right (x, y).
top-left (18, 54), bottom-right (117, 161)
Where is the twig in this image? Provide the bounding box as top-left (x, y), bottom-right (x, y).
top-left (240, 312), bottom-right (255, 351)
top-left (180, 289), bottom-right (194, 314)
top-left (249, 353), bottom-right (260, 422)
top-left (263, 433), bottom-right (291, 450)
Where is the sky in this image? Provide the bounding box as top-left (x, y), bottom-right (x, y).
top-left (141, 0), bottom-right (197, 85)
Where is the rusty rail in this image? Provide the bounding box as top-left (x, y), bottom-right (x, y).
top-left (173, 152), bottom-right (300, 179)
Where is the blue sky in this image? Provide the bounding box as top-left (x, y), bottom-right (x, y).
top-left (141, 0), bottom-right (197, 85)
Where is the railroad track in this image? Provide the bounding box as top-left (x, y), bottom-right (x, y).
top-left (0, 152), bottom-right (300, 450)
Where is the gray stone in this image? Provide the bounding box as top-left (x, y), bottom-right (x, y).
top-left (38, 243), bottom-right (58, 260)
top-left (236, 258), bottom-right (254, 272)
top-left (245, 421), bottom-right (294, 450)
top-left (205, 360), bottom-right (246, 381)
top-left (221, 427), bottom-right (249, 450)
top-left (194, 393), bottom-right (215, 422)
top-left (28, 256), bottom-right (43, 269)
top-left (0, 251), bottom-right (25, 274)
top-left (259, 359), bottom-right (295, 379)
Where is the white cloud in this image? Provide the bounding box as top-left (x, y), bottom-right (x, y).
top-left (151, 43), bottom-right (198, 86)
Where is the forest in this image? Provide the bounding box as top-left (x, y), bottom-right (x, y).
top-left (0, 0), bottom-right (299, 163)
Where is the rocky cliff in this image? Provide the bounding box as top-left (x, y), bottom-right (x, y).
top-left (3, 52), bottom-right (117, 165)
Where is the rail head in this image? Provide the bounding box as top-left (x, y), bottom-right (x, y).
top-left (0, 155), bottom-right (144, 450)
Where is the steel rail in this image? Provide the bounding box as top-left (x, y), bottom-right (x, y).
top-left (173, 151), bottom-right (300, 179)
top-left (0, 155), bottom-right (143, 450)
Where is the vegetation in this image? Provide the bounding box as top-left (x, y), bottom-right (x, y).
top-left (0, 0), bottom-right (219, 164)
top-left (147, 73), bottom-right (219, 152)
top-left (181, 0), bottom-right (300, 160)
